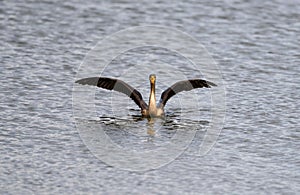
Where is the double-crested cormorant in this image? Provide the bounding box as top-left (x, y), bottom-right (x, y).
top-left (75, 74), bottom-right (216, 117)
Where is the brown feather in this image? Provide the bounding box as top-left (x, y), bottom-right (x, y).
top-left (158, 79), bottom-right (216, 108)
top-left (75, 77), bottom-right (148, 110)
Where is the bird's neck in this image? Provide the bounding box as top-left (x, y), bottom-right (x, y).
top-left (149, 82), bottom-right (157, 112)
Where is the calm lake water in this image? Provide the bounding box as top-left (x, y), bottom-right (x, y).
top-left (1, 0), bottom-right (299, 194)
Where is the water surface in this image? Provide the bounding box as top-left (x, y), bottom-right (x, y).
top-left (1, 0), bottom-right (299, 194)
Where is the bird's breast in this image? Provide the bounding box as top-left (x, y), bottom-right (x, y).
top-left (156, 107), bottom-right (164, 117)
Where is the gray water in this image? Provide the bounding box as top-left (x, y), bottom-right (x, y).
top-left (1, 0), bottom-right (299, 194)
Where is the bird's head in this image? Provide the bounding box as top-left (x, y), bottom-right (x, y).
top-left (149, 74), bottom-right (156, 84)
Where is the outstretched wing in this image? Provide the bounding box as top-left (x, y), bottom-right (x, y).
top-left (158, 79), bottom-right (216, 108)
top-left (75, 77), bottom-right (148, 110)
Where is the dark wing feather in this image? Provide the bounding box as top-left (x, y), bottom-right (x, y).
top-left (158, 79), bottom-right (216, 107)
top-left (75, 77), bottom-right (148, 110)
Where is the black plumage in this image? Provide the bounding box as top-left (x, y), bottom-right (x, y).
top-left (158, 79), bottom-right (217, 107)
top-left (75, 77), bottom-right (148, 110)
top-left (75, 75), bottom-right (216, 117)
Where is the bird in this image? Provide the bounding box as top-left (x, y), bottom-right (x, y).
top-left (75, 74), bottom-right (216, 118)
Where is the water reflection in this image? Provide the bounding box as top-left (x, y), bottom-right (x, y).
top-left (94, 110), bottom-right (209, 140)
top-left (75, 109), bottom-right (209, 171)
top-left (146, 117), bottom-right (156, 136)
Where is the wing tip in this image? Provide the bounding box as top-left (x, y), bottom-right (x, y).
top-left (75, 77), bottom-right (99, 86)
top-left (206, 80), bottom-right (217, 87)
